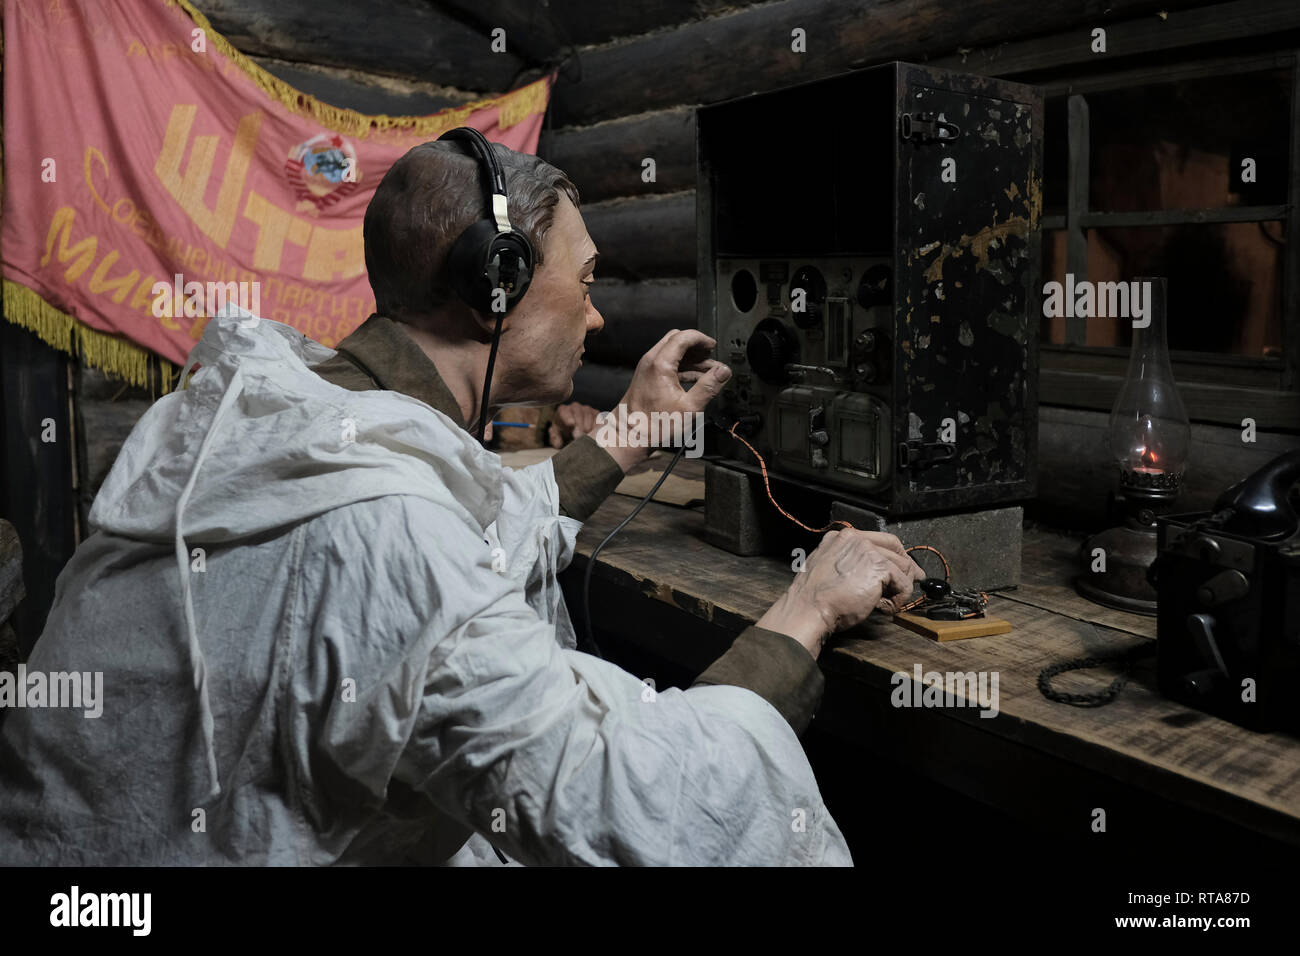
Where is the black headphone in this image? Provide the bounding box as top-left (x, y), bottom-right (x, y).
top-left (436, 126), bottom-right (536, 442)
top-left (438, 126), bottom-right (535, 315)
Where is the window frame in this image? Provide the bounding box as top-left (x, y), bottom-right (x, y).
top-left (1031, 49), bottom-right (1300, 430)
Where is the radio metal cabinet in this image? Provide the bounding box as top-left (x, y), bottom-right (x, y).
top-left (697, 62), bottom-right (1044, 586)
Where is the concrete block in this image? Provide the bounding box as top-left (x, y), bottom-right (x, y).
top-left (704, 461), bottom-right (769, 555)
top-left (831, 502), bottom-right (1023, 591)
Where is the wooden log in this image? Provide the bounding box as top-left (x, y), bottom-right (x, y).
top-left (1041, 369), bottom-right (1300, 433)
top-left (548, 0), bottom-right (1217, 126)
top-left (249, 56), bottom-right (480, 117)
top-left (585, 279), bottom-right (696, 366)
top-left (541, 109), bottom-right (696, 203)
top-left (932, 0), bottom-right (1300, 80)
top-left (437, 0), bottom-right (760, 52)
top-left (198, 0), bottom-right (523, 91)
top-left (580, 193), bottom-right (696, 280)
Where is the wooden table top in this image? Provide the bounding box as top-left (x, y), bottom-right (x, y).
top-left (573, 460), bottom-right (1300, 847)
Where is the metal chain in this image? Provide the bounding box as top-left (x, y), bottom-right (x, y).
top-left (1037, 642), bottom-right (1157, 707)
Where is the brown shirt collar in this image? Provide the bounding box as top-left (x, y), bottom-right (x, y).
top-left (314, 311), bottom-right (627, 525)
top-left (330, 313), bottom-right (466, 427)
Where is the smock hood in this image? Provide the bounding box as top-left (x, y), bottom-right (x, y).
top-left (87, 305), bottom-right (506, 805)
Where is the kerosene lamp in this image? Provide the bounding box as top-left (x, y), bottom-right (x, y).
top-left (1076, 277), bottom-right (1191, 615)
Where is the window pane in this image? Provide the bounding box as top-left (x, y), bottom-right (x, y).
top-left (1088, 69), bottom-right (1291, 212)
top-left (1041, 222), bottom-right (1285, 357)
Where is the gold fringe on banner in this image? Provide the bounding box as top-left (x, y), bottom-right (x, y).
top-left (2, 281), bottom-right (176, 395)
top-left (167, 0), bottom-right (551, 138)
top-left (0, 5), bottom-right (550, 395)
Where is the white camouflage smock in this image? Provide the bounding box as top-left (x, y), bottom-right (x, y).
top-left (0, 309), bottom-right (852, 866)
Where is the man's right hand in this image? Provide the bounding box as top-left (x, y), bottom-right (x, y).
top-left (756, 529), bottom-right (926, 659)
top-left (596, 330), bottom-right (731, 473)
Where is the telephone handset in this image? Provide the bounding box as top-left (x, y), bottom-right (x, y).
top-left (1211, 448), bottom-right (1300, 541)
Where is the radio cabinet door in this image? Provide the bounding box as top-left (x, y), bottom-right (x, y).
top-left (895, 75), bottom-right (1039, 510)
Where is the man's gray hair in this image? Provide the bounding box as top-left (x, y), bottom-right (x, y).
top-left (364, 139), bottom-right (580, 320)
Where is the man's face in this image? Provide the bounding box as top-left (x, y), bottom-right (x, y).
top-left (495, 195), bottom-right (603, 406)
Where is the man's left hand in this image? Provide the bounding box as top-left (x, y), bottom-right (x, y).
top-left (548, 402), bottom-right (601, 449)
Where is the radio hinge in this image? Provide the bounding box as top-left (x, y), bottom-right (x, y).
top-left (899, 112), bottom-right (961, 143)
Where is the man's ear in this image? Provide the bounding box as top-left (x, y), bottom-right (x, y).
top-left (455, 302), bottom-right (506, 343)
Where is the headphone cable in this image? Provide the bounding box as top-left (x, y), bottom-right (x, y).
top-left (475, 311), bottom-right (506, 444)
top-left (580, 445), bottom-right (687, 660)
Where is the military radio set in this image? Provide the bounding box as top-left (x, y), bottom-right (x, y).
top-left (697, 62), bottom-right (1044, 588)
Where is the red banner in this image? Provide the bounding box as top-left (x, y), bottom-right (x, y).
top-left (2, 0), bottom-right (551, 387)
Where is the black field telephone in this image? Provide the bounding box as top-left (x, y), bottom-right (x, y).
top-left (1155, 449), bottom-right (1300, 732)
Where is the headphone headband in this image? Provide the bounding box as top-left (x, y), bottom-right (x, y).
top-left (436, 126), bottom-right (535, 315)
top-left (443, 128), bottom-right (504, 195)
top-left (440, 127), bottom-right (509, 226)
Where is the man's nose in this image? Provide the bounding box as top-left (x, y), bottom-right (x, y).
top-left (587, 303), bottom-right (605, 335)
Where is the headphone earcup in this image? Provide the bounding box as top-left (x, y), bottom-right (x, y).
top-left (445, 219), bottom-right (499, 313)
top-left (445, 220), bottom-right (535, 314)
top-left (491, 232), bottom-right (535, 304)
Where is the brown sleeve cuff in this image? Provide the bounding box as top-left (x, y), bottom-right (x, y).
top-left (553, 434), bottom-right (626, 522)
top-left (690, 625), bottom-right (825, 736)
top-left (534, 404), bottom-right (558, 444)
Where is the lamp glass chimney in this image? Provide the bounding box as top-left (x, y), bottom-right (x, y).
top-left (1107, 277), bottom-right (1191, 485)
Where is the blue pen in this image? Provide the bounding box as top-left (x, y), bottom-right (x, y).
top-left (490, 421), bottom-right (534, 428)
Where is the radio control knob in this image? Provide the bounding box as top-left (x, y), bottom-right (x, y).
top-left (747, 329), bottom-right (788, 380)
top-left (856, 265), bottom-right (892, 308)
top-left (746, 318), bottom-right (796, 384)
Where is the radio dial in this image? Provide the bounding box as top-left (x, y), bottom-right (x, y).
top-left (747, 318), bottom-right (797, 384)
